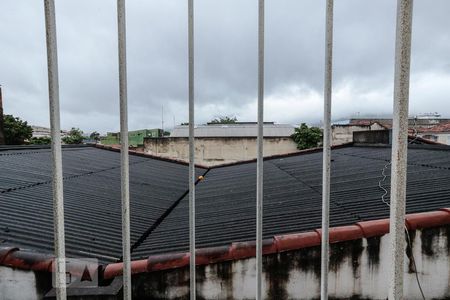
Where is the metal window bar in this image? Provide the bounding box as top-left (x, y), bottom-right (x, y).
top-left (43, 1), bottom-right (67, 299)
top-left (389, 0), bottom-right (414, 299)
top-left (188, 0), bottom-right (196, 299)
top-left (321, 0), bottom-right (334, 299)
top-left (256, 0), bottom-right (264, 299)
top-left (39, 2), bottom-right (416, 299)
top-left (117, 0), bottom-right (132, 299)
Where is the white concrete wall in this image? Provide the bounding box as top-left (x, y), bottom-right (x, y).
top-left (2, 227), bottom-right (448, 299)
top-left (144, 137), bottom-right (299, 166)
top-left (0, 267), bottom-right (41, 300)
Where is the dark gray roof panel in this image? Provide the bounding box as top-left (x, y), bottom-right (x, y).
top-left (132, 146), bottom-right (450, 259)
top-left (1, 145), bottom-right (450, 262)
top-left (0, 147), bottom-right (204, 262)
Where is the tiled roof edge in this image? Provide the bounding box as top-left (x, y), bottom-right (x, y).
top-left (95, 144), bottom-right (209, 169)
top-left (102, 208), bottom-right (450, 279)
top-left (2, 209), bottom-right (448, 279)
top-left (0, 247), bottom-right (99, 277)
top-left (408, 135), bottom-right (448, 146)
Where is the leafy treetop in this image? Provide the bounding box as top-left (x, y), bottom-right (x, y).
top-left (291, 123), bottom-right (323, 150)
top-left (89, 131), bottom-right (100, 141)
top-left (209, 116), bottom-right (237, 124)
top-left (3, 114), bottom-right (32, 145)
top-left (62, 128), bottom-right (84, 144)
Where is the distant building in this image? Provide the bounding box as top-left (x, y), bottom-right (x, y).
top-left (31, 125), bottom-right (68, 138)
top-left (416, 123), bottom-right (450, 144)
top-left (344, 115), bottom-right (450, 145)
top-left (347, 115), bottom-right (450, 128)
top-left (100, 129), bottom-right (164, 147)
top-left (145, 122), bottom-right (298, 166)
top-left (331, 122), bottom-right (386, 146)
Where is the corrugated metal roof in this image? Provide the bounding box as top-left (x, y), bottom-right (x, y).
top-left (132, 146), bottom-right (450, 259)
top-left (0, 147), bottom-right (205, 263)
top-left (170, 124), bottom-right (295, 137)
top-left (1, 145), bottom-right (450, 263)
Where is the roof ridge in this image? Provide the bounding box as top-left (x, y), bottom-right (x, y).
top-left (127, 168), bottom-right (210, 259)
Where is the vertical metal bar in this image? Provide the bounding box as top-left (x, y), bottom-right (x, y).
top-left (117, 0), bottom-right (131, 299)
top-left (188, 0), bottom-right (196, 298)
top-left (43, 1), bottom-right (66, 299)
top-left (321, 0), bottom-right (333, 299)
top-left (389, 1), bottom-right (413, 299)
top-left (256, 0), bottom-right (264, 299)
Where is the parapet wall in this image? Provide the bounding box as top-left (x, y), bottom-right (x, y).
top-left (144, 137), bottom-right (299, 166)
top-left (131, 226), bottom-right (450, 299)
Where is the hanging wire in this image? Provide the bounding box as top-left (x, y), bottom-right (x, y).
top-left (378, 163), bottom-right (426, 300)
top-left (379, 162), bottom-right (392, 208)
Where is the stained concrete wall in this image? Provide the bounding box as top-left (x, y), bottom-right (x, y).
top-left (332, 123), bottom-right (385, 146)
top-left (2, 226), bottom-right (449, 299)
top-left (132, 226), bottom-right (450, 300)
top-left (144, 137), bottom-right (299, 166)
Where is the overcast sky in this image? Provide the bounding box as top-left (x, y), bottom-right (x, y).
top-left (0, 0), bottom-right (449, 134)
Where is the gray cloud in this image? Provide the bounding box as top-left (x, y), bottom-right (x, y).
top-left (0, 0), bottom-right (449, 134)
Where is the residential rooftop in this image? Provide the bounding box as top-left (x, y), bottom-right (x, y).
top-left (0, 143), bottom-right (449, 265)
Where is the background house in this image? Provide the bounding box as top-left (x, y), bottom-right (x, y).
top-left (144, 122), bottom-right (298, 166)
top-left (331, 122), bottom-right (386, 145)
top-left (344, 114), bottom-right (450, 145)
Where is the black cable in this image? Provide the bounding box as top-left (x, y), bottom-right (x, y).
top-left (404, 228), bottom-right (426, 300)
top-left (378, 162), bottom-right (426, 300)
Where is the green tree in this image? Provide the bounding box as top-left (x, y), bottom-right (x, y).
top-left (29, 136), bottom-right (51, 145)
top-left (62, 128), bottom-right (84, 144)
top-left (89, 131), bottom-right (100, 142)
top-left (3, 114), bottom-right (33, 145)
top-left (291, 123), bottom-right (323, 150)
top-left (209, 116), bottom-right (237, 124)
